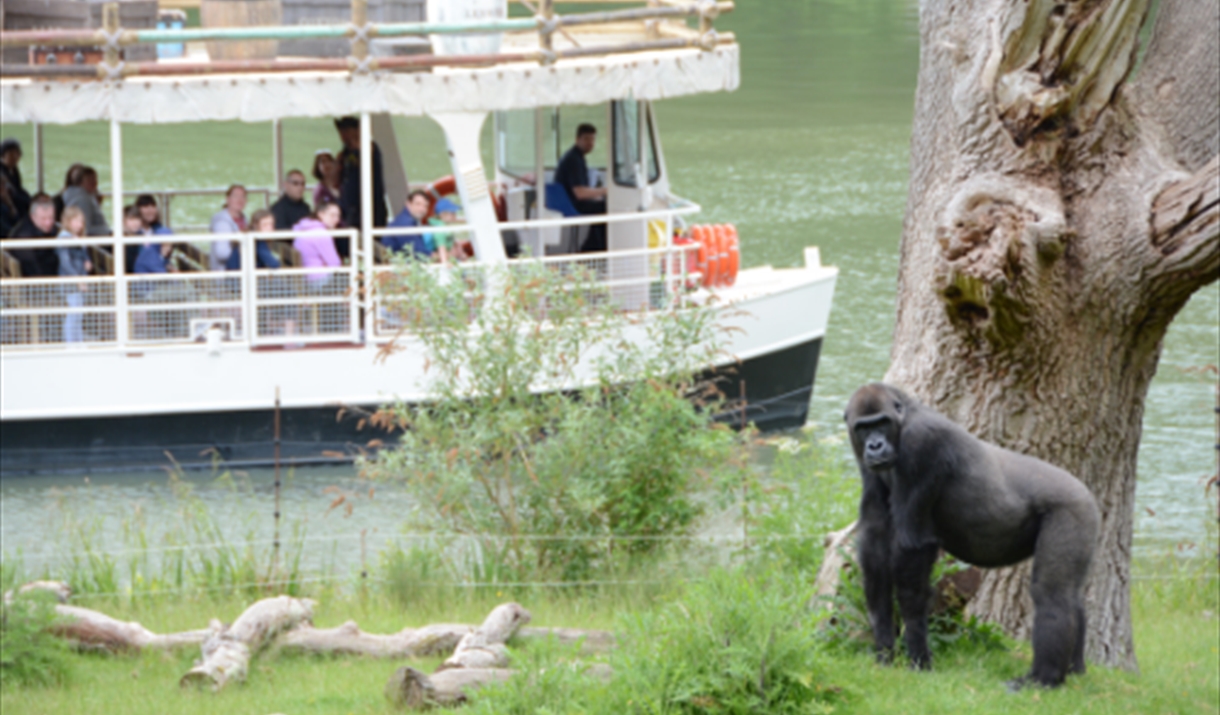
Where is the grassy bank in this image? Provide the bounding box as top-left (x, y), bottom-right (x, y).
top-left (0, 569), bottom-right (1215, 714)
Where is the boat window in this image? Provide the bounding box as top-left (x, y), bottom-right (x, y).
top-left (495, 109), bottom-right (556, 181)
top-left (612, 100), bottom-right (660, 187)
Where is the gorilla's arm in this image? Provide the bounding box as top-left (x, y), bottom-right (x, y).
top-left (856, 469), bottom-right (897, 662)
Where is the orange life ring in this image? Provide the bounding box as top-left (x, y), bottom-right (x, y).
top-left (714, 225), bottom-right (732, 287)
top-left (426, 175), bottom-right (459, 218)
top-left (691, 225), bottom-right (710, 286)
top-left (724, 224), bottom-right (740, 287)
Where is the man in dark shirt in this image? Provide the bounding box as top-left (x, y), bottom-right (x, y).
top-left (334, 116), bottom-right (388, 238)
top-left (554, 124), bottom-right (607, 216)
top-left (0, 138), bottom-right (31, 223)
top-left (6, 194), bottom-right (59, 277)
top-left (271, 169), bottom-right (312, 230)
top-left (554, 124), bottom-right (608, 252)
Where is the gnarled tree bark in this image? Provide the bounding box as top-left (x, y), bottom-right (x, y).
top-left (889, 0), bottom-right (1218, 671)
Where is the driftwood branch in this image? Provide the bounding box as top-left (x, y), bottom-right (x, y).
top-left (385, 667), bottom-right (515, 709)
top-left (5, 581), bottom-right (209, 653)
top-left (52, 605), bottom-right (213, 652)
top-left (439, 602), bottom-right (530, 670)
top-left (384, 662), bottom-right (615, 710)
top-left (180, 596), bottom-right (315, 691)
top-left (277, 621), bottom-right (472, 658)
top-left (274, 621), bottom-right (614, 659)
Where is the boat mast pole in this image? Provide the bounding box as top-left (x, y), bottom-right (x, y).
top-left (360, 111), bottom-right (373, 341)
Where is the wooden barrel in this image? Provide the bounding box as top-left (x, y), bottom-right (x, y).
top-left (200, 0), bottom-right (282, 61)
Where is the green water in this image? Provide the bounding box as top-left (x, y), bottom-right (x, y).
top-left (2, 0), bottom-right (1216, 559)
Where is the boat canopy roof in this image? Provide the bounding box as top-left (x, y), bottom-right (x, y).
top-left (0, 45), bottom-right (738, 126)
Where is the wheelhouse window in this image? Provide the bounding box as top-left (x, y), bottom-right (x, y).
top-left (612, 100), bottom-right (659, 187)
top-left (495, 108), bottom-right (557, 181)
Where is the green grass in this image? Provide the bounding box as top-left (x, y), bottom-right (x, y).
top-left (1, 572), bottom-right (1215, 715)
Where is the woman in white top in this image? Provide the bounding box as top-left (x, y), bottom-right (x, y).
top-left (209, 184), bottom-right (247, 270)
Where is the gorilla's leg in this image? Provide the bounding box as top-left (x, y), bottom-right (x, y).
top-left (1069, 602), bottom-right (1088, 675)
top-left (1021, 512), bottom-right (1093, 688)
top-left (893, 543), bottom-right (939, 669)
top-left (858, 517), bottom-right (897, 663)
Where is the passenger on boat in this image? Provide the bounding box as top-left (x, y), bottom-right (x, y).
top-left (554, 123), bottom-right (608, 253)
top-left (334, 116), bottom-right (388, 255)
top-left (209, 184), bottom-right (248, 271)
top-left (225, 208), bottom-right (282, 270)
top-left (53, 163), bottom-right (85, 222)
top-left (271, 170), bottom-right (312, 231)
top-left (122, 204), bottom-right (144, 237)
top-left (312, 150), bottom-right (342, 211)
top-left (0, 138), bottom-right (30, 223)
top-left (56, 206), bottom-right (92, 344)
top-left (0, 173), bottom-right (19, 240)
top-left (292, 200), bottom-right (343, 284)
top-left (6, 194), bottom-right (59, 277)
top-left (125, 195), bottom-right (173, 274)
top-left (382, 190), bottom-right (433, 258)
top-left (136, 195), bottom-right (172, 235)
top-left (429, 198), bottom-right (461, 265)
top-left (61, 167), bottom-right (111, 237)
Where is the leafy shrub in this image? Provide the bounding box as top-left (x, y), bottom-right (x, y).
top-left (369, 260), bottom-right (742, 582)
top-left (0, 594), bottom-right (72, 689)
top-left (610, 569), bottom-right (841, 714)
top-left (467, 569), bottom-right (842, 715)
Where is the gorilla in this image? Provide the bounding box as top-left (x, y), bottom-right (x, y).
top-left (844, 383), bottom-right (1100, 689)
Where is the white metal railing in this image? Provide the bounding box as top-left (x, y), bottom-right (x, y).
top-left (1, 207), bottom-right (705, 353)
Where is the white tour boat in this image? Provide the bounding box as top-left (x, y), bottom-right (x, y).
top-left (0, 0), bottom-right (837, 474)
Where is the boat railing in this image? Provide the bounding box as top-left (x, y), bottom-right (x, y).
top-left (1, 206), bottom-right (707, 353)
top-left (0, 0), bottom-right (735, 81)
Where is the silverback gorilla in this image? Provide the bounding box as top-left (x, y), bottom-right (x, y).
top-left (844, 383), bottom-right (1100, 689)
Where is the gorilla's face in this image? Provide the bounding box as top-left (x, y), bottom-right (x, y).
top-left (846, 384), bottom-right (903, 472)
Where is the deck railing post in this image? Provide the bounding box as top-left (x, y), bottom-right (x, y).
top-left (110, 118), bottom-right (128, 345)
top-left (360, 112), bottom-right (373, 342)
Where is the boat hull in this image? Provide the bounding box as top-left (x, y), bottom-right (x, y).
top-left (0, 336), bottom-right (822, 475)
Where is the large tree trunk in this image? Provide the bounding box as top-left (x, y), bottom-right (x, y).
top-left (889, 0), bottom-right (1218, 671)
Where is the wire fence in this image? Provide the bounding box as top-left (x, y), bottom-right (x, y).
top-left (5, 528), bottom-right (1213, 603)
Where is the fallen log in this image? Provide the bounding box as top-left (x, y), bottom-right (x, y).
top-left (384, 661), bottom-right (616, 710)
top-left (385, 666), bottom-right (515, 709)
top-left (276, 622), bottom-right (474, 658)
top-left (3, 580), bottom-right (71, 605)
top-left (439, 602), bottom-right (530, 671)
top-left (180, 595), bottom-right (314, 691)
top-left (51, 605), bottom-right (212, 652)
top-left (275, 621), bottom-right (613, 659)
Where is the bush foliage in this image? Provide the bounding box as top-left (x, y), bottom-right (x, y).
top-left (370, 260), bottom-right (744, 581)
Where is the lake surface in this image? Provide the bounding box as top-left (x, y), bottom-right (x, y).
top-left (2, 1), bottom-right (1216, 578)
